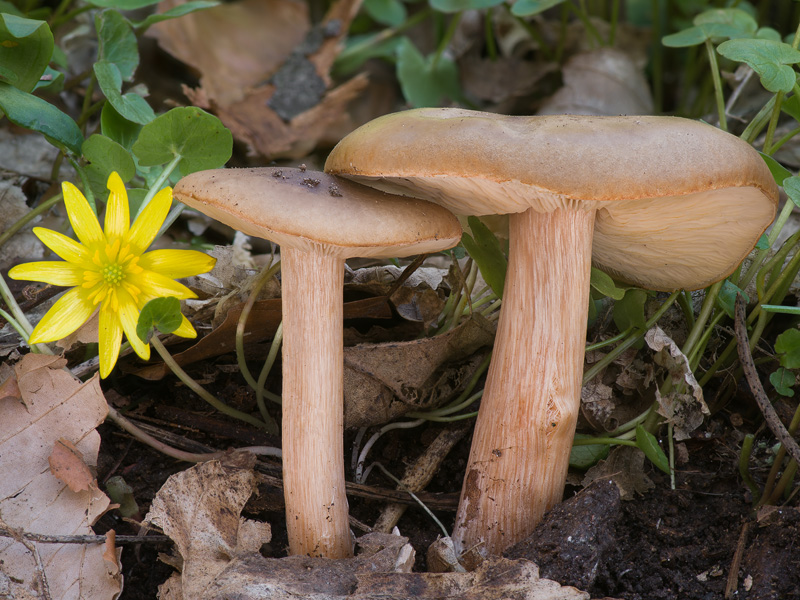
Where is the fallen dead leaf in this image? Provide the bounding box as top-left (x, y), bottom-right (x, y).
top-left (582, 445), bottom-right (655, 500)
top-left (645, 325), bottom-right (709, 440)
top-left (146, 461), bottom-right (589, 599)
top-left (48, 438), bottom-right (97, 494)
top-left (151, 0), bottom-right (368, 159)
top-left (0, 353), bottom-right (119, 599)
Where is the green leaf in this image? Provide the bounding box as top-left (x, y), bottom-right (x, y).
top-left (783, 176), bottom-right (800, 207)
top-left (87, 0), bottom-right (161, 8)
top-left (96, 9), bottom-right (139, 81)
top-left (100, 101), bottom-right (142, 151)
top-left (137, 296), bottom-right (183, 343)
top-left (82, 134), bottom-right (136, 200)
top-left (0, 82), bottom-right (83, 155)
top-left (716, 280), bottom-right (748, 319)
top-left (460, 216), bottom-right (507, 298)
top-left (590, 267), bottom-right (626, 300)
top-left (94, 60), bottom-right (156, 124)
top-left (132, 106), bottom-right (232, 174)
top-left (759, 152), bottom-right (792, 185)
top-left (770, 367), bottom-right (796, 397)
top-left (694, 8), bottom-right (757, 35)
top-left (755, 234), bottom-right (769, 250)
top-left (365, 0), bottom-right (406, 27)
top-left (756, 27), bottom-right (782, 42)
top-left (569, 435), bottom-right (610, 469)
top-left (775, 328), bottom-right (800, 369)
top-left (636, 425), bottom-right (670, 474)
top-left (0, 13), bottom-right (53, 93)
top-left (781, 93), bottom-right (800, 122)
top-left (33, 66), bottom-right (64, 94)
top-left (613, 288), bottom-right (647, 332)
top-left (510, 0), bottom-right (565, 17)
top-left (132, 0), bottom-right (219, 32)
top-left (334, 33), bottom-right (403, 77)
top-left (430, 0), bottom-right (504, 13)
top-left (717, 39), bottom-right (800, 93)
top-left (396, 38), bottom-right (463, 108)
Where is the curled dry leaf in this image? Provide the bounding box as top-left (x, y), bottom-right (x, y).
top-left (582, 445), bottom-right (655, 500)
top-left (645, 325), bottom-right (710, 440)
top-left (0, 354), bottom-right (119, 599)
top-left (48, 438), bottom-right (97, 493)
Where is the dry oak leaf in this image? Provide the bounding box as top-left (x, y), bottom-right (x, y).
top-left (0, 354), bottom-right (119, 600)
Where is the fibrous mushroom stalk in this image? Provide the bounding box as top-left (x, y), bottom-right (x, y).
top-left (281, 247), bottom-right (353, 558)
top-left (452, 207), bottom-right (595, 556)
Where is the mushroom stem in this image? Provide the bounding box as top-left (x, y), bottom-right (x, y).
top-left (452, 207), bottom-right (595, 556)
top-left (281, 246), bottom-right (353, 558)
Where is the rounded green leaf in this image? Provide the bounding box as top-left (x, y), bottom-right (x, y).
top-left (783, 176), bottom-right (800, 207)
top-left (775, 328), bottom-right (800, 369)
top-left (590, 267), bottom-right (626, 300)
top-left (396, 37), bottom-right (463, 108)
top-left (461, 216), bottom-right (507, 298)
top-left (769, 367), bottom-right (796, 397)
top-left (569, 435), bottom-right (610, 469)
top-left (131, 106), bottom-right (232, 174)
top-left (96, 9), bottom-right (139, 81)
top-left (132, 0), bottom-right (219, 33)
top-left (759, 152), bottom-right (792, 185)
top-left (0, 13), bottom-right (53, 93)
top-left (613, 288), bottom-right (647, 332)
top-left (87, 0), bottom-right (161, 8)
top-left (82, 134), bottom-right (136, 200)
top-left (100, 101), bottom-right (142, 151)
top-left (717, 39), bottom-right (800, 93)
top-left (510, 0), bottom-right (565, 17)
top-left (694, 8), bottom-right (756, 35)
top-left (0, 81), bottom-right (83, 155)
top-left (431, 0), bottom-right (504, 13)
top-left (365, 0), bottom-right (407, 27)
top-left (94, 60), bottom-right (156, 124)
top-left (137, 296), bottom-right (183, 343)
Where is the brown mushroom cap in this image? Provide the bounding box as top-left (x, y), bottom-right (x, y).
top-left (173, 167), bottom-right (463, 259)
top-left (324, 108), bottom-right (779, 291)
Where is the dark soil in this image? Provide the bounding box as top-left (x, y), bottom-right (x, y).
top-left (94, 368), bottom-right (800, 600)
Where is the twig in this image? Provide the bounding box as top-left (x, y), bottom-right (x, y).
top-left (734, 294), bottom-right (800, 466)
top-left (724, 521), bottom-right (752, 599)
top-left (0, 525), bottom-right (170, 545)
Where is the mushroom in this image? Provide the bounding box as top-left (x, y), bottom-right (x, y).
top-left (173, 167), bottom-right (462, 558)
top-left (325, 108), bottom-right (779, 556)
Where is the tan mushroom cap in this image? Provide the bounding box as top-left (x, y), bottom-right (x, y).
top-left (325, 108), bottom-right (779, 291)
top-left (173, 167), bottom-right (462, 259)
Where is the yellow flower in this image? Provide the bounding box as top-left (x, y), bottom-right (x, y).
top-left (9, 172), bottom-right (216, 378)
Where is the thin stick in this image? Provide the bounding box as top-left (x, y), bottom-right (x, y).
top-left (734, 294), bottom-right (800, 466)
top-left (0, 526), bottom-right (170, 545)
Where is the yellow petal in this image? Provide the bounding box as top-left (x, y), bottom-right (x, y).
top-left (116, 287), bottom-right (150, 361)
top-left (8, 261), bottom-right (85, 287)
top-left (134, 270), bottom-right (198, 300)
top-left (28, 287), bottom-right (94, 344)
top-left (127, 186), bottom-right (171, 254)
top-left (63, 181), bottom-right (105, 248)
top-left (104, 172), bottom-right (130, 242)
top-left (98, 303), bottom-right (123, 378)
top-left (139, 249), bottom-right (216, 279)
top-left (172, 314), bottom-right (197, 339)
top-left (33, 227), bottom-right (91, 265)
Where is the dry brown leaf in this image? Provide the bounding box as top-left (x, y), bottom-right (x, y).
top-left (0, 354), bottom-right (119, 599)
top-left (344, 316), bottom-right (495, 428)
top-left (645, 325), bottom-right (709, 440)
top-left (48, 438), bottom-right (97, 493)
top-left (152, 0), bottom-right (367, 159)
top-left (581, 445), bottom-right (655, 500)
top-left (538, 48), bottom-right (653, 116)
top-left (149, 0), bottom-right (309, 106)
top-left (144, 460), bottom-right (264, 597)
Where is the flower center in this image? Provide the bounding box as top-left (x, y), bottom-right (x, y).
top-left (103, 263), bottom-right (124, 285)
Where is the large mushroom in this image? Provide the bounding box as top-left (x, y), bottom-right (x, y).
top-left (325, 108), bottom-right (779, 556)
top-left (173, 167), bottom-right (461, 558)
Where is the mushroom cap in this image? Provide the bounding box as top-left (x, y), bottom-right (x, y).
top-left (173, 167), bottom-right (462, 259)
top-left (324, 108), bottom-right (779, 290)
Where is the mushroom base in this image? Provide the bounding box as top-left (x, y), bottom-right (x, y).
top-left (452, 207), bottom-right (595, 557)
top-left (281, 247), bottom-right (353, 558)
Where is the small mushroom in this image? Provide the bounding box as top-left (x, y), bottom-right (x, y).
top-left (173, 167), bottom-right (461, 558)
top-left (325, 108), bottom-right (779, 556)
